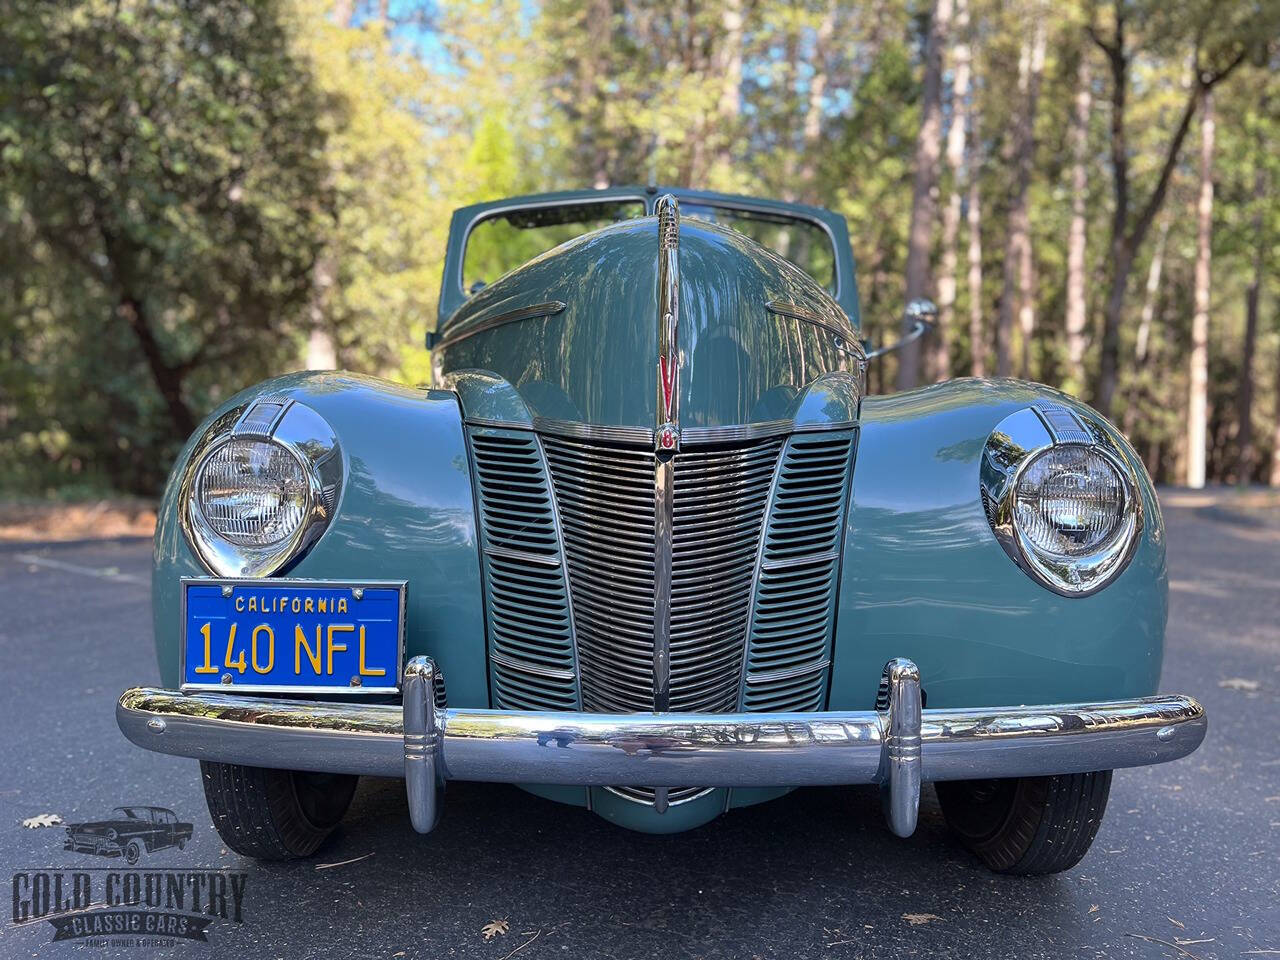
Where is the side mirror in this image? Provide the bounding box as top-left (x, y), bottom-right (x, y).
top-left (862, 298), bottom-right (938, 359)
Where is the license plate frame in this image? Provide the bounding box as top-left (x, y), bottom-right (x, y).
top-left (180, 577), bottom-right (407, 695)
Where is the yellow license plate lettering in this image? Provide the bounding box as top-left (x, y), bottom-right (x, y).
top-left (358, 626), bottom-right (386, 677)
top-left (251, 624), bottom-right (275, 674)
top-left (295, 624), bottom-right (322, 675)
top-left (194, 623), bottom-right (220, 674)
top-left (223, 623), bottom-right (245, 674)
top-left (326, 624), bottom-right (353, 675)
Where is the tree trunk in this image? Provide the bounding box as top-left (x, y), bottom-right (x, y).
top-left (798, 4), bottom-right (836, 200)
top-left (996, 18), bottom-right (1045, 379)
top-left (1237, 117), bottom-right (1267, 482)
top-left (1272, 340), bottom-right (1280, 487)
top-left (1186, 89), bottom-right (1215, 490)
top-left (1089, 6), bottom-right (1246, 418)
top-left (930, 0), bottom-right (970, 382)
top-left (1134, 218), bottom-right (1168, 367)
top-left (715, 0), bottom-right (745, 177)
top-left (897, 0), bottom-right (953, 391)
top-left (118, 295), bottom-right (196, 439)
top-left (1064, 50), bottom-right (1092, 389)
top-left (967, 76), bottom-right (985, 378)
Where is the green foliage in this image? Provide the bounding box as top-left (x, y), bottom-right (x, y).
top-left (1, 0), bottom-right (1276, 495)
top-left (2, 0), bottom-right (332, 491)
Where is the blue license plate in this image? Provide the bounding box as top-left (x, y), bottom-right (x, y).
top-left (182, 579), bottom-right (405, 694)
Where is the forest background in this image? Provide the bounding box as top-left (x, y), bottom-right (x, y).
top-left (3, 0), bottom-right (1278, 496)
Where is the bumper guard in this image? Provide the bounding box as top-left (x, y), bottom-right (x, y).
top-left (117, 657), bottom-right (1205, 838)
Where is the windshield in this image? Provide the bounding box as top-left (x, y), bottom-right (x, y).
top-left (462, 199), bottom-right (647, 293)
top-left (680, 204), bottom-right (836, 293)
top-left (113, 807), bottom-right (145, 820)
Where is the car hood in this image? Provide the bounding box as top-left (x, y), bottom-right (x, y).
top-left (437, 216), bottom-right (863, 432)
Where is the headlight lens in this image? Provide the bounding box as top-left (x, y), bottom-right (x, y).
top-left (981, 404), bottom-right (1144, 597)
top-left (196, 439), bottom-right (308, 547)
top-left (180, 398), bottom-right (341, 578)
top-left (1013, 447), bottom-right (1126, 559)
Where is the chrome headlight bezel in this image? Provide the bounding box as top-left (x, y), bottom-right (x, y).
top-left (981, 403), bottom-right (1143, 597)
top-left (180, 397), bottom-right (342, 578)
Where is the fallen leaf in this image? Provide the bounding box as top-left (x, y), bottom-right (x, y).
top-left (1168, 917), bottom-right (1185, 928)
top-left (22, 814), bottom-right (63, 829)
top-left (902, 914), bottom-right (942, 926)
top-left (1089, 905), bottom-right (1100, 914)
top-left (482, 919), bottom-right (510, 941)
top-left (1218, 677), bottom-right (1261, 692)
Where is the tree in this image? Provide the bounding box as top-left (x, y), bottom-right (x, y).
top-left (1236, 91), bottom-right (1269, 481)
top-left (931, 0), bottom-right (971, 382)
top-left (967, 59), bottom-right (987, 378)
top-left (996, 10), bottom-right (1045, 379)
top-left (1064, 43), bottom-right (1093, 391)
top-left (898, 0), bottom-right (953, 390)
top-left (1186, 89), bottom-right (1216, 488)
top-left (2, 0), bottom-right (330, 460)
top-left (1087, 0), bottom-right (1248, 417)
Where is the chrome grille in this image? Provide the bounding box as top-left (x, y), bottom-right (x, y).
top-left (468, 429), bottom-right (579, 711)
top-left (542, 436), bottom-right (657, 712)
top-left (671, 439), bottom-right (782, 711)
top-left (742, 430), bottom-right (855, 712)
top-left (472, 425), bottom-right (854, 805)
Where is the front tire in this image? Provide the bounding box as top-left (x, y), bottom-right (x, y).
top-left (200, 762), bottom-right (358, 860)
top-left (936, 771), bottom-right (1112, 875)
top-left (124, 840), bottom-right (141, 865)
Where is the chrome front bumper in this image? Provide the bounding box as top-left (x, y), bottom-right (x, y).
top-left (117, 657), bottom-right (1206, 838)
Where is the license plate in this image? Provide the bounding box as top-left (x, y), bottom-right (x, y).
top-left (181, 578), bottom-right (405, 694)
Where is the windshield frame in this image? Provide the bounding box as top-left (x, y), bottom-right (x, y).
top-left (442, 189), bottom-right (851, 330)
top-left (459, 195), bottom-right (648, 297)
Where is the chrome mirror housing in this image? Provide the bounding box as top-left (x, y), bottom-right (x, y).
top-left (863, 298), bottom-right (938, 360)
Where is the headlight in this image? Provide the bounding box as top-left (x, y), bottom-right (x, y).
top-left (982, 404), bottom-right (1142, 597)
top-left (181, 397), bottom-right (342, 577)
top-left (196, 439), bottom-right (309, 547)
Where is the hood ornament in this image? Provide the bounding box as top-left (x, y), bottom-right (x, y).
top-left (654, 194), bottom-right (680, 457)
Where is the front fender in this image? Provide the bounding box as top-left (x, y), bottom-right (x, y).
top-left (151, 372), bottom-right (488, 705)
top-left (831, 379), bottom-right (1166, 710)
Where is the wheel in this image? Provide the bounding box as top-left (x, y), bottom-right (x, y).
top-left (935, 771), bottom-right (1113, 875)
top-left (200, 762), bottom-right (358, 860)
top-left (177, 838), bottom-right (186, 851)
top-left (124, 840), bottom-right (141, 865)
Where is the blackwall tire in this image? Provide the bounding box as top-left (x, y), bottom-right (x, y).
top-left (936, 771), bottom-right (1113, 875)
top-left (200, 761), bottom-right (358, 861)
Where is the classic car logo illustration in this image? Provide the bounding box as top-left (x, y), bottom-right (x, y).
top-left (63, 806), bottom-right (193, 865)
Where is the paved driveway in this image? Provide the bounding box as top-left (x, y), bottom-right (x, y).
top-left (1, 495), bottom-right (1276, 958)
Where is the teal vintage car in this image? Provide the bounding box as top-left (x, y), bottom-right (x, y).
top-left (118, 188), bottom-right (1205, 875)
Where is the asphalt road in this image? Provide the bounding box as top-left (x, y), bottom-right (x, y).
top-left (1, 495), bottom-right (1276, 959)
